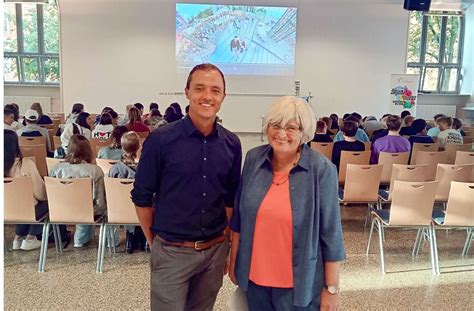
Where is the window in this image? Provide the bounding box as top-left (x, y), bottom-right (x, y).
top-left (406, 11), bottom-right (464, 94)
top-left (3, 2), bottom-right (60, 85)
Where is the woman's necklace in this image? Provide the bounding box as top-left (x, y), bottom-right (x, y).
top-left (272, 151), bottom-right (300, 186)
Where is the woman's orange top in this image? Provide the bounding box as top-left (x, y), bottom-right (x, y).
top-left (249, 171), bottom-right (293, 288)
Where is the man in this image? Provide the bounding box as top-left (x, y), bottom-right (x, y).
top-left (333, 115), bottom-right (369, 142)
top-left (370, 115), bottom-right (411, 164)
top-left (427, 113), bottom-right (446, 138)
top-left (436, 116), bottom-right (463, 149)
top-left (399, 115), bottom-right (415, 136)
top-left (4, 108), bottom-right (16, 131)
top-left (131, 63), bottom-right (242, 311)
top-left (17, 109), bottom-right (52, 154)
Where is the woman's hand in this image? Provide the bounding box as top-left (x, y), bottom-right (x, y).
top-left (320, 288), bottom-right (340, 311)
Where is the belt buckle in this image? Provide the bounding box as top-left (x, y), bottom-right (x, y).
top-left (194, 240), bottom-right (206, 251)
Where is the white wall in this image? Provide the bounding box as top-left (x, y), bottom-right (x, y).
top-left (4, 85), bottom-right (61, 111)
top-left (59, 0), bottom-right (414, 131)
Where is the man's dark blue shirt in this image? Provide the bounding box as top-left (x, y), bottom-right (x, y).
top-left (131, 116), bottom-right (242, 242)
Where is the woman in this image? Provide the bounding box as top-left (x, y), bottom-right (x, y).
top-left (30, 102), bottom-right (53, 125)
top-left (92, 112), bottom-right (114, 141)
top-left (55, 112), bottom-right (93, 158)
top-left (97, 125), bottom-right (128, 160)
top-left (126, 107), bottom-right (149, 133)
top-left (65, 103), bottom-right (84, 124)
top-left (4, 130), bottom-right (69, 250)
top-left (4, 104), bottom-right (23, 131)
top-left (50, 134), bottom-right (115, 247)
top-left (108, 131), bottom-right (147, 253)
top-left (229, 96), bottom-right (345, 310)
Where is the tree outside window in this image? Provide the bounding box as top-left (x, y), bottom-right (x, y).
top-left (406, 11), bottom-right (464, 94)
top-left (3, 2), bottom-right (60, 85)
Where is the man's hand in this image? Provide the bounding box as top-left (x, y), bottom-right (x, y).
top-left (320, 288), bottom-right (340, 311)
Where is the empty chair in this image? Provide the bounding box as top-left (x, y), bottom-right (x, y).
top-left (96, 158), bottom-right (119, 175)
top-left (19, 145), bottom-right (47, 177)
top-left (99, 178), bottom-right (141, 272)
top-left (410, 142), bottom-right (439, 165)
top-left (416, 182), bottom-right (474, 260)
top-left (415, 151), bottom-right (448, 181)
top-left (338, 150), bottom-right (371, 184)
top-left (338, 164), bottom-right (383, 227)
top-left (445, 144), bottom-right (472, 164)
top-left (43, 177), bottom-right (106, 273)
top-left (367, 180), bottom-right (440, 275)
top-left (4, 177), bottom-right (50, 272)
top-left (434, 164), bottom-right (474, 202)
top-left (455, 151), bottom-right (474, 165)
top-left (310, 142), bottom-right (333, 160)
top-left (378, 152), bottom-right (410, 184)
top-left (379, 164), bottom-right (428, 203)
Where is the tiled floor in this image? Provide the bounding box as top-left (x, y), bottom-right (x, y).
top-left (3, 134), bottom-right (474, 310)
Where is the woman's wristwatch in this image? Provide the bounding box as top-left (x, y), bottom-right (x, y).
top-left (324, 285), bottom-right (340, 294)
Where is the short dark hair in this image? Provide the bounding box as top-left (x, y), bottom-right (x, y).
top-left (386, 115), bottom-right (402, 131)
top-left (452, 118), bottom-right (463, 130)
top-left (316, 120), bottom-right (327, 133)
top-left (321, 117), bottom-right (332, 128)
top-left (108, 109), bottom-right (118, 119)
top-left (4, 108), bottom-right (14, 117)
top-left (134, 103), bottom-right (144, 111)
top-left (185, 63), bottom-right (226, 93)
top-left (149, 103), bottom-right (159, 111)
top-left (351, 112), bottom-right (362, 122)
top-left (434, 114), bottom-right (446, 121)
top-left (381, 114), bottom-right (391, 120)
top-left (411, 119), bottom-right (427, 134)
top-left (401, 110), bottom-right (411, 119)
top-left (342, 113), bottom-right (351, 120)
top-left (341, 120), bottom-right (358, 137)
top-left (437, 116), bottom-right (453, 127)
top-left (4, 104), bottom-right (19, 121)
top-left (99, 112), bottom-right (113, 125)
top-left (149, 108), bottom-right (161, 117)
top-left (345, 116), bottom-right (359, 123)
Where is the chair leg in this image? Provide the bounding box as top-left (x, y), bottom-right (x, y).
top-left (99, 223), bottom-right (108, 273)
top-left (52, 225), bottom-right (59, 253)
top-left (428, 225), bottom-right (440, 275)
top-left (415, 228), bottom-right (426, 256)
top-left (462, 229), bottom-right (473, 257)
top-left (376, 219), bottom-right (386, 274)
top-left (412, 228), bottom-right (422, 258)
top-left (366, 217), bottom-right (376, 255)
top-left (96, 223), bottom-right (105, 273)
top-left (39, 222), bottom-right (50, 273)
top-left (55, 225), bottom-right (63, 253)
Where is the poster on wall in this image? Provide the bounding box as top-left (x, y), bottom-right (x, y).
top-left (390, 74), bottom-right (419, 117)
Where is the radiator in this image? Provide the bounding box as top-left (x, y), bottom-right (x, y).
top-left (4, 96), bottom-right (52, 114)
top-left (416, 105), bottom-right (457, 120)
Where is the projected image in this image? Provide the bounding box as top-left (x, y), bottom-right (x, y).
top-left (176, 4), bottom-right (297, 75)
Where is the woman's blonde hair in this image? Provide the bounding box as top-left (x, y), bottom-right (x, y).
top-left (263, 96), bottom-right (316, 144)
top-left (121, 131), bottom-right (140, 165)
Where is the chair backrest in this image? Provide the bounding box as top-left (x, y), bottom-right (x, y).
top-left (342, 164), bottom-right (383, 202)
top-left (364, 141), bottom-right (372, 151)
top-left (96, 158), bottom-right (119, 175)
top-left (53, 136), bottom-right (61, 150)
top-left (104, 178), bottom-right (140, 224)
top-left (310, 142), bottom-right (334, 160)
top-left (415, 151), bottom-right (448, 181)
top-left (445, 144), bottom-right (472, 164)
top-left (19, 145), bottom-right (47, 177)
top-left (18, 136), bottom-right (46, 146)
top-left (389, 180), bottom-right (439, 226)
top-left (443, 181), bottom-right (474, 226)
top-left (463, 137), bottom-right (474, 144)
top-left (434, 164), bottom-right (474, 201)
top-left (410, 142), bottom-right (439, 164)
top-left (45, 157), bottom-right (67, 176)
top-left (39, 124), bottom-right (54, 130)
top-left (455, 151), bottom-right (474, 165)
top-left (4, 177), bottom-right (37, 222)
top-left (44, 177), bottom-right (95, 223)
top-left (338, 150), bottom-right (371, 184)
top-left (48, 112), bottom-right (65, 124)
top-left (89, 138), bottom-right (112, 156)
top-left (378, 152), bottom-right (410, 184)
top-left (388, 164), bottom-right (428, 200)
